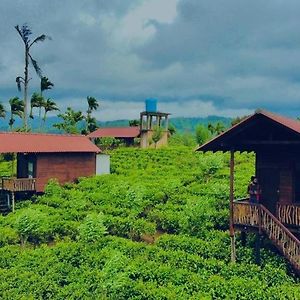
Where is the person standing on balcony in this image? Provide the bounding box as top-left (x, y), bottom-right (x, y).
top-left (248, 176), bottom-right (261, 203)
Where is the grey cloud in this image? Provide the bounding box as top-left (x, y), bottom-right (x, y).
top-left (1, 0), bottom-right (300, 119)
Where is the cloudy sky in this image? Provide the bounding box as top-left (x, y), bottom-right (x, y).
top-left (1, 0), bottom-right (300, 121)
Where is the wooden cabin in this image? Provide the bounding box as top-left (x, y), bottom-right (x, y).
top-left (197, 109), bottom-right (300, 273)
top-left (0, 132), bottom-right (100, 212)
top-left (88, 127), bottom-right (140, 146)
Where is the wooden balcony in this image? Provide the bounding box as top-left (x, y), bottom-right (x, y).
top-left (233, 200), bottom-right (300, 272)
top-left (1, 178), bottom-right (36, 192)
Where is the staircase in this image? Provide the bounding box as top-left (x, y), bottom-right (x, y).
top-left (259, 205), bottom-right (300, 272)
top-left (233, 201), bottom-right (300, 273)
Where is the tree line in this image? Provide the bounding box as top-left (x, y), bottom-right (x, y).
top-left (0, 24), bottom-right (99, 134)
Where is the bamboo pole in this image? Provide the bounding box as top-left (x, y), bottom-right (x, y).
top-left (229, 150), bottom-right (236, 263)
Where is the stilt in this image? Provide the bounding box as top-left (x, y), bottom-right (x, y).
top-left (241, 231), bottom-right (247, 247)
top-left (254, 233), bottom-right (261, 265)
top-left (229, 150), bottom-right (236, 263)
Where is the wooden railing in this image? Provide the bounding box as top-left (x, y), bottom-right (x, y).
top-left (1, 178), bottom-right (36, 192)
top-left (233, 200), bottom-right (260, 227)
top-left (260, 205), bottom-right (300, 271)
top-left (233, 200), bottom-right (300, 272)
top-left (277, 204), bottom-right (300, 227)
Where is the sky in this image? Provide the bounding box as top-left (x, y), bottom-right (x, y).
top-left (1, 0), bottom-right (300, 121)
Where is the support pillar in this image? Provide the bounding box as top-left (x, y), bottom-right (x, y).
top-left (255, 233), bottom-right (261, 265)
top-left (240, 231), bottom-right (247, 247)
top-left (11, 192), bottom-right (15, 213)
top-left (229, 150), bottom-right (236, 263)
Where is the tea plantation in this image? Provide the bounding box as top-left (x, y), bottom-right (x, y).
top-left (0, 147), bottom-right (299, 299)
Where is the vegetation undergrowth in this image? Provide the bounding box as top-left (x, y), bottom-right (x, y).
top-left (0, 146), bottom-right (299, 299)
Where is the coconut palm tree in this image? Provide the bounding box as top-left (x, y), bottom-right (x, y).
top-left (86, 96), bottom-right (99, 133)
top-left (9, 97), bottom-right (24, 131)
top-left (15, 24), bottom-right (51, 130)
top-left (42, 98), bottom-right (59, 129)
top-left (40, 76), bottom-right (54, 95)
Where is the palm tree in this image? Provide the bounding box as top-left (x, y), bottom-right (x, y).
top-left (15, 24), bottom-right (51, 130)
top-left (30, 92), bottom-right (45, 131)
top-left (41, 76), bottom-right (54, 95)
top-left (86, 96), bottom-right (99, 133)
top-left (0, 103), bottom-right (6, 119)
top-left (42, 98), bottom-right (59, 129)
top-left (9, 97), bottom-right (24, 131)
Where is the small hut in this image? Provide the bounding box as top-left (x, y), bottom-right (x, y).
top-left (197, 109), bottom-right (300, 273)
top-left (0, 132), bottom-right (100, 212)
top-left (88, 127), bottom-right (140, 146)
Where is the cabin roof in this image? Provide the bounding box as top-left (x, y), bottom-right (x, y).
top-left (88, 127), bottom-right (140, 138)
top-left (197, 110), bottom-right (300, 152)
top-left (0, 132), bottom-right (100, 153)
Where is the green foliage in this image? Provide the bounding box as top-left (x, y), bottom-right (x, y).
top-left (151, 126), bottom-right (163, 147)
top-left (195, 124), bottom-right (211, 145)
top-left (96, 137), bottom-right (124, 150)
top-left (53, 107), bottom-right (84, 134)
top-left (78, 213), bottom-right (107, 242)
top-left (0, 147), bottom-right (299, 298)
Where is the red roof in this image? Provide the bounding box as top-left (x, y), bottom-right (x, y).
top-left (88, 127), bottom-right (140, 138)
top-left (197, 109), bottom-right (300, 152)
top-left (0, 132), bottom-right (100, 153)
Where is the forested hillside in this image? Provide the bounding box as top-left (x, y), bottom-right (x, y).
top-left (0, 147), bottom-right (299, 299)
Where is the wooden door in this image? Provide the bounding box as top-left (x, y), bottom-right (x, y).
top-left (278, 168), bottom-right (294, 205)
top-left (259, 168), bottom-right (280, 213)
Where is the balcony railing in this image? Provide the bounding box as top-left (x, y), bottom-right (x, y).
top-left (1, 178), bottom-right (36, 192)
top-left (233, 199), bottom-right (260, 227)
top-left (233, 200), bottom-right (300, 272)
top-left (277, 204), bottom-right (300, 227)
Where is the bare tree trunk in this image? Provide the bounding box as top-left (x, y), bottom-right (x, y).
top-left (23, 47), bottom-right (29, 130)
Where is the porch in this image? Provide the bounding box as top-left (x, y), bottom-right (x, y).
top-left (234, 199), bottom-right (300, 229)
top-left (0, 177), bottom-right (36, 192)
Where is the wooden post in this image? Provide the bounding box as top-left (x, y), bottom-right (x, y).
top-left (255, 233), bottom-right (261, 265)
top-left (229, 150), bottom-right (236, 263)
top-left (11, 192), bottom-right (15, 213)
top-left (240, 231), bottom-right (247, 247)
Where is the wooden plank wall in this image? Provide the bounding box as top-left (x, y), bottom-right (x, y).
top-left (35, 153), bottom-right (96, 192)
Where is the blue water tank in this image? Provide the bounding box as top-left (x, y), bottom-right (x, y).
top-left (145, 98), bottom-right (157, 112)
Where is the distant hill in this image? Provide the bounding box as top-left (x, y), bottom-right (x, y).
top-left (0, 115), bottom-right (232, 133)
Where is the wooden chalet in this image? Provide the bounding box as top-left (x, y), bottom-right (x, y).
top-left (0, 132), bottom-right (100, 212)
top-left (197, 109), bottom-right (300, 273)
top-left (88, 127), bottom-right (140, 146)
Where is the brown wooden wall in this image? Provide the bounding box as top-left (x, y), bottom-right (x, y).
top-left (35, 152), bottom-right (96, 192)
top-left (256, 151), bottom-right (300, 212)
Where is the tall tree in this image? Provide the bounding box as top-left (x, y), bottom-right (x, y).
top-left (15, 24), bottom-right (51, 130)
top-left (40, 76), bottom-right (54, 95)
top-left (53, 107), bottom-right (84, 134)
top-left (30, 92), bottom-right (45, 130)
top-left (85, 96), bottom-right (99, 133)
top-left (9, 97), bottom-right (24, 131)
top-left (42, 98), bottom-right (59, 129)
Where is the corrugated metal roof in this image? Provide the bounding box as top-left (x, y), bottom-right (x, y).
top-left (88, 127), bottom-right (140, 138)
top-left (197, 110), bottom-right (300, 152)
top-left (0, 132), bottom-right (100, 153)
